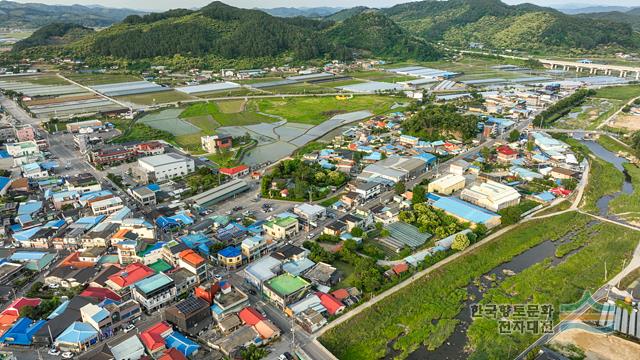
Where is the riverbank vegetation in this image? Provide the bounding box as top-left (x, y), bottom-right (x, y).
top-left (535, 89), bottom-right (596, 127)
top-left (319, 212), bottom-right (590, 360)
top-left (467, 222), bottom-right (640, 359)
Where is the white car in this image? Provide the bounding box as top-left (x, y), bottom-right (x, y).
top-left (48, 283), bottom-right (60, 289)
top-left (123, 324), bottom-right (135, 333)
top-left (61, 352), bottom-right (74, 359)
top-left (47, 348), bottom-right (61, 356)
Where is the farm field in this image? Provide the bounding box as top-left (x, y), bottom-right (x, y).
top-left (347, 70), bottom-right (419, 83)
top-left (180, 101), bottom-right (275, 129)
top-left (64, 72), bottom-right (143, 86)
top-left (255, 96), bottom-right (399, 124)
top-left (320, 212), bottom-right (596, 359)
top-left (115, 90), bottom-right (195, 105)
top-left (555, 98), bottom-right (622, 130)
top-left (138, 108), bottom-right (201, 136)
top-left (594, 85), bottom-right (640, 101)
top-left (196, 87), bottom-right (257, 98)
top-left (264, 83), bottom-right (338, 95)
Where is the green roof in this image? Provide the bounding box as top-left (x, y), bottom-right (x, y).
top-left (149, 259), bottom-right (172, 273)
top-left (266, 216), bottom-right (298, 229)
top-left (135, 273), bottom-right (173, 294)
top-left (266, 273), bottom-right (309, 296)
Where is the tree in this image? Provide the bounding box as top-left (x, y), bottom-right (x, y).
top-left (394, 181), bottom-right (406, 195)
top-left (508, 130), bottom-right (521, 143)
top-left (631, 131), bottom-right (640, 154)
top-left (412, 185), bottom-right (425, 204)
top-left (240, 344), bottom-right (268, 360)
top-left (480, 146), bottom-right (491, 160)
top-left (451, 233), bottom-right (470, 251)
top-left (351, 227), bottom-right (364, 237)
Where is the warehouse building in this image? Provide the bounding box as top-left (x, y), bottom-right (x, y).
top-left (137, 153), bottom-right (195, 183)
top-left (427, 174), bottom-right (466, 195)
top-left (358, 156), bottom-right (428, 183)
top-left (186, 179), bottom-right (250, 208)
top-left (460, 180), bottom-right (521, 212)
top-left (429, 194), bottom-right (501, 229)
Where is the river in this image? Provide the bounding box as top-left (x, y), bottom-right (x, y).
top-left (395, 139), bottom-right (633, 360)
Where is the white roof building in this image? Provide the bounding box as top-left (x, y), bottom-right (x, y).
top-left (460, 180), bottom-right (521, 212)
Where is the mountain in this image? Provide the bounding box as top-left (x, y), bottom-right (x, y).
top-left (558, 6), bottom-right (634, 15)
top-left (381, 0), bottom-right (640, 51)
top-left (12, 23), bottom-right (93, 51)
top-left (325, 6), bottom-right (372, 21)
top-left (578, 11), bottom-right (640, 31)
top-left (259, 7), bottom-right (342, 18)
top-left (13, 2), bottom-right (440, 65)
top-left (325, 12), bottom-right (439, 60)
top-left (0, 0), bottom-right (145, 28)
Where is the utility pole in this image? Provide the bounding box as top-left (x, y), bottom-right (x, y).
top-left (290, 316), bottom-right (296, 354)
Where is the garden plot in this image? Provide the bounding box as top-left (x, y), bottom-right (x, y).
top-left (138, 108), bottom-right (202, 136)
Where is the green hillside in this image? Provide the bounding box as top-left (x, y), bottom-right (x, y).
top-left (382, 0), bottom-right (640, 52)
top-left (12, 23), bottom-right (93, 52)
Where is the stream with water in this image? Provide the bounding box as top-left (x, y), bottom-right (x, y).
top-left (393, 139), bottom-right (633, 360)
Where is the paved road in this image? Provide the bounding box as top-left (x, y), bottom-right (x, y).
top-left (0, 94), bottom-right (40, 126)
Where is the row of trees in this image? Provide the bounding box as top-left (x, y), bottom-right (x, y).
top-left (534, 89), bottom-right (596, 127)
top-left (261, 159), bottom-right (348, 201)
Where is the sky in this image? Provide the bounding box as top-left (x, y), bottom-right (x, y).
top-left (10, 0), bottom-right (640, 11)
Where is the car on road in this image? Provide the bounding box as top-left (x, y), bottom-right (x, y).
top-left (61, 352), bottom-right (74, 359)
top-left (123, 324), bottom-right (135, 333)
top-left (307, 233), bottom-right (315, 239)
top-left (48, 348), bottom-right (61, 356)
top-left (279, 352), bottom-right (294, 360)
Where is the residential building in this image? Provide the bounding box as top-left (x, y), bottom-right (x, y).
top-left (263, 273), bottom-right (311, 309)
top-left (164, 297), bottom-right (212, 336)
top-left (263, 216), bottom-right (299, 240)
top-left (217, 246), bottom-right (242, 269)
top-left (105, 263), bottom-right (155, 295)
top-left (130, 186), bottom-right (157, 206)
top-left (549, 167), bottom-right (576, 180)
top-left (66, 173), bottom-right (101, 194)
top-left (210, 281), bottom-right (249, 321)
top-left (496, 145), bottom-right (518, 162)
top-left (449, 160), bottom-right (470, 175)
top-left (132, 273), bottom-right (177, 312)
top-left (135, 141), bottom-right (165, 156)
top-left (90, 196), bottom-right (124, 216)
top-left (6, 141), bottom-right (39, 158)
top-left (219, 165), bottom-right (250, 179)
top-left (428, 174), bottom-right (466, 195)
top-left (293, 204), bottom-right (326, 224)
top-left (201, 134), bottom-right (233, 153)
top-left (350, 182), bottom-right (382, 201)
top-left (178, 249), bottom-right (208, 282)
top-left (54, 322), bottom-right (98, 352)
top-left (88, 146), bottom-right (137, 166)
top-left (168, 268), bottom-right (197, 296)
top-left (137, 153), bottom-right (195, 183)
top-left (460, 180), bottom-right (521, 212)
top-left (241, 235), bottom-right (274, 262)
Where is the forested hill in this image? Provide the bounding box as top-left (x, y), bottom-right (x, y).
top-left (12, 23), bottom-right (93, 52)
top-left (0, 0), bottom-right (144, 28)
top-left (13, 1), bottom-right (441, 64)
top-left (380, 0), bottom-right (640, 51)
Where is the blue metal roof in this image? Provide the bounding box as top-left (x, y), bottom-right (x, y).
top-left (218, 246), bottom-right (241, 258)
top-left (0, 177), bottom-right (10, 191)
top-left (55, 322), bottom-right (98, 345)
top-left (0, 318), bottom-right (46, 345)
top-left (431, 196), bottom-right (500, 224)
top-left (165, 331), bottom-right (200, 357)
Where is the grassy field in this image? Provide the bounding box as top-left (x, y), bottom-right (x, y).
top-left (556, 98), bottom-right (623, 130)
top-left (582, 156), bottom-right (624, 213)
top-left (597, 135), bottom-right (634, 155)
top-left (255, 95), bottom-right (399, 124)
top-left (594, 85), bottom-right (640, 101)
top-left (467, 221), bottom-right (640, 360)
top-left (64, 72), bottom-right (142, 86)
top-left (216, 99), bottom-right (246, 113)
top-left (319, 212), bottom-right (593, 360)
top-left (265, 83), bottom-right (338, 95)
top-left (116, 90), bottom-right (195, 105)
top-left (195, 88), bottom-right (257, 98)
top-left (180, 101), bottom-right (274, 129)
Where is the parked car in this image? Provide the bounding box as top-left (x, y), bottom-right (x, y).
top-left (123, 324), bottom-right (135, 333)
top-left (48, 283), bottom-right (60, 289)
top-left (61, 352), bottom-right (74, 359)
top-left (47, 348), bottom-right (61, 356)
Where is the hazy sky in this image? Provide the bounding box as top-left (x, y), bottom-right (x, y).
top-left (11, 0), bottom-right (640, 11)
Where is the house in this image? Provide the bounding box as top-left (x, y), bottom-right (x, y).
top-left (449, 160), bottom-right (470, 175)
top-left (323, 220), bottom-right (346, 236)
top-left (549, 167), bottom-right (576, 180)
top-left (178, 249), bottom-right (208, 282)
top-left (45, 265), bottom-right (97, 288)
top-left (263, 216), bottom-right (299, 240)
top-left (316, 292), bottom-right (345, 315)
top-left (55, 322), bottom-right (99, 352)
top-left (427, 174), bottom-right (466, 195)
top-left (135, 141), bottom-right (165, 156)
top-left (88, 146), bottom-right (137, 166)
top-left (168, 268), bottom-right (198, 296)
top-left (263, 273), bottom-right (311, 309)
top-left (105, 263), bottom-right (155, 294)
top-left (90, 196), bottom-right (124, 216)
top-left (137, 153), bottom-right (195, 183)
top-left (201, 134), bottom-right (233, 153)
top-left (109, 334), bottom-right (146, 360)
top-left (241, 235), bottom-right (274, 262)
top-left (219, 165), bottom-right (250, 179)
top-left (131, 273), bottom-right (177, 312)
top-left (496, 145), bottom-right (518, 162)
top-left (140, 321), bottom-right (173, 357)
top-left (130, 186), bottom-right (156, 206)
top-left (217, 246), bottom-right (242, 269)
top-left (244, 256), bottom-right (282, 290)
top-left (164, 297), bottom-right (212, 336)
top-left (293, 203), bottom-right (326, 224)
top-left (210, 281), bottom-right (249, 321)
top-left (460, 180), bottom-right (521, 212)
top-left (350, 181), bottom-right (382, 201)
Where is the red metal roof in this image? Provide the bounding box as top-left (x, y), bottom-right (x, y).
top-left (219, 165), bottom-right (249, 176)
top-left (108, 263), bottom-right (154, 288)
top-left (316, 292), bottom-right (345, 315)
top-left (80, 287), bottom-right (122, 302)
top-left (158, 348), bottom-right (187, 360)
top-left (497, 145), bottom-right (518, 156)
top-left (140, 321), bottom-right (172, 351)
top-left (1, 298), bottom-right (41, 317)
top-left (392, 263), bottom-right (409, 275)
top-left (331, 289), bottom-right (350, 301)
top-left (238, 307), bottom-right (265, 326)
